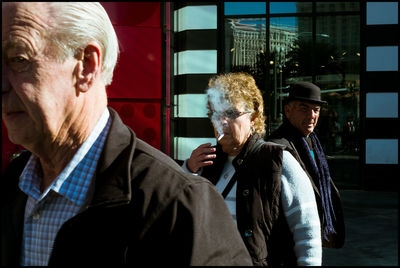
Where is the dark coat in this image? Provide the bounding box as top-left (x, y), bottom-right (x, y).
top-left (0, 108), bottom-right (252, 266)
top-left (201, 134), bottom-right (297, 266)
top-left (268, 120), bottom-right (345, 248)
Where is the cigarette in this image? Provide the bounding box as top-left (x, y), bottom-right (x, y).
top-left (218, 134), bottom-right (224, 141)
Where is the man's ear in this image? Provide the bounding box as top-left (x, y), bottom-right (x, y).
top-left (284, 104), bottom-right (290, 117)
top-left (76, 43), bottom-right (102, 92)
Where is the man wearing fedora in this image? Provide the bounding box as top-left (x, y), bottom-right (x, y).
top-left (267, 81), bottom-right (345, 250)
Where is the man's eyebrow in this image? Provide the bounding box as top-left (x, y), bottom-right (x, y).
top-left (2, 39), bottom-right (32, 54)
top-left (299, 103), bottom-right (309, 107)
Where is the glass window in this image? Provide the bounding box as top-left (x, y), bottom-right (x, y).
top-left (270, 2), bottom-right (312, 14)
top-left (268, 16), bottom-right (313, 130)
top-left (314, 15), bottom-right (360, 156)
top-left (317, 2), bottom-right (360, 12)
top-left (224, 17), bottom-right (266, 73)
top-left (224, 17), bottom-right (268, 127)
top-left (222, 1), bottom-right (360, 159)
top-left (224, 2), bottom-right (266, 15)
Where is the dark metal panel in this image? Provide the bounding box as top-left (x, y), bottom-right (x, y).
top-left (363, 25), bottom-right (400, 46)
top-left (364, 72), bottom-right (400, 92)
top-left (364, 118), bottom-right (400, 139)
top-left (174, 118), bottom-right (215, 137)
top-left (174, 29), bottom-right (218, 51)
top-left (174, 74), bottom-right (215, 94)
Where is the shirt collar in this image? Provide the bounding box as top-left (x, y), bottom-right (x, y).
top-left (19, 108), bottom-right (110, 204)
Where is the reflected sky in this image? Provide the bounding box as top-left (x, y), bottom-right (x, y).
top-left (224, 2), bottom-right (298, 15)
top-left (225, 2), bottom-right (298, 27)
top-left (270, 2), bottom-right (297, 14)
top-left (224, 2), bottom-right (266, 15)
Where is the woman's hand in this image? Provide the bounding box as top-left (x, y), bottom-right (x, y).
top-left (187, 143), bottom-right (216, 173)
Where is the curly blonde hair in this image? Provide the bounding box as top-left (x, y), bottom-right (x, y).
top-left (207, 72), bottom-right (266, 136)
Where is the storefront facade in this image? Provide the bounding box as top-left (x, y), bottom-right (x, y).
top-left (2, 2), bottom-right (398, 190)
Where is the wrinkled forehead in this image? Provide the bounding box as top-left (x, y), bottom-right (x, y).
top-left (2, 2), bottom-right (52, 45)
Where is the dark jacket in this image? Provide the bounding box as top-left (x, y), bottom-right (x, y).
top-left (201, 134), bottom-right (297, 266)
top-left (0, 108), bottom-right (252, 266)
top-left (268, 120), bottom-right (345, 248)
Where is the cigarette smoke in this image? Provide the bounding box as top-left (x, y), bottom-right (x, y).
top-left (206, 87), bottom-right (233, 140)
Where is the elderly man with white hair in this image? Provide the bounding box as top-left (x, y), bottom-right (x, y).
top-left (1, 2), bottom-right (252, 266)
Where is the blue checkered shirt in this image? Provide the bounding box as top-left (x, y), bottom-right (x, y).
top-left (19, 109), bottom-right (111, 266)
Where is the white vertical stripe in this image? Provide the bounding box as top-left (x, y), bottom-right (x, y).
top-left (174, 5), bottom-right (217, 32)
top-left (174, 137), bottom-right (217, 160)
top-left (174, 50), bottom-right (217, 75)
top-left (174, 94), bottom-right (208, 118)
top-left (365, 139), bottom-right (398, 164)
top-left (366, 46), bottom-right (398, 71)
top-left (366, 93), bottom-right (398, 118)
top-left (366, 2), bottom-right (398, 25)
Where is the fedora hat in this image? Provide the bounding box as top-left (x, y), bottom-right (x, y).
top-left (286, 81), bottom-right (327, 105)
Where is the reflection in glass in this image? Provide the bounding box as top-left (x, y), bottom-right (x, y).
top-left (224, 17), bottom-right (268, 125)
top-left (269, 16), bottom-right (312, 124)
top-left (224, 2), bottom-right (360, 158)
top-left (316, 2), bottom-right (360, 12)
top-left (314, 14), bottom-right (360, 156)
top-left (225, 18), bottom-right (266, 70)
top-left (224, 2), bottom-right (266, 15)
top-left (270, 2), bottom-right (312, 14)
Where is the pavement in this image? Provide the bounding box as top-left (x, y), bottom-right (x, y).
top-left (322, 189), bottom-right (398, 266)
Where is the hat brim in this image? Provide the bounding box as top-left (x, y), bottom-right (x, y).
top-left (287, 96), bottom-right (327, 105)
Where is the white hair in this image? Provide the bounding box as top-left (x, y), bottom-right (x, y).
top-left (47, 2), bottom-right (119, 86)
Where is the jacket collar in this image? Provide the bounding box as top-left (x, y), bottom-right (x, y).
top-left (89, 107), bottom-right (136, 207)
top-left (232, 134), bottom-right (262, 170)
top-left (280, 119), bottom-right (303, 138)
top-left (280, 119), bottom-right (317, 140)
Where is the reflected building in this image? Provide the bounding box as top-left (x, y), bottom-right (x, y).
top-left (228, 19), bottom-right (266, 68)
top-left (270, 24), bottom-right (297, 57)
top-left (228, 19), bottom-right (296, 68)
top-left (297, 2), bottom-right (360, 89)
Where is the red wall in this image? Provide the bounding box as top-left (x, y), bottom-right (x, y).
top-left (102, 2), bottom-right (162, 150)
top-left (1, 2), bottom-right (162, 173)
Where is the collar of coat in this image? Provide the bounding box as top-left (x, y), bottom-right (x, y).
top-left (215, 134), bottom-right (264, 171)
top-left (279, 119), bottom-right (307, 139)
top-left (88, 107), bottom-right (137, 207)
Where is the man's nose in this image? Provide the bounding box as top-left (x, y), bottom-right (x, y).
top-left (307, 108), bottom-right (318, 118)
top-left (311, 109), bottom-right (318, 117)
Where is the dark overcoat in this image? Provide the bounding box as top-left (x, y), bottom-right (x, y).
top-left (268, 121), bottom-right (345, 248)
